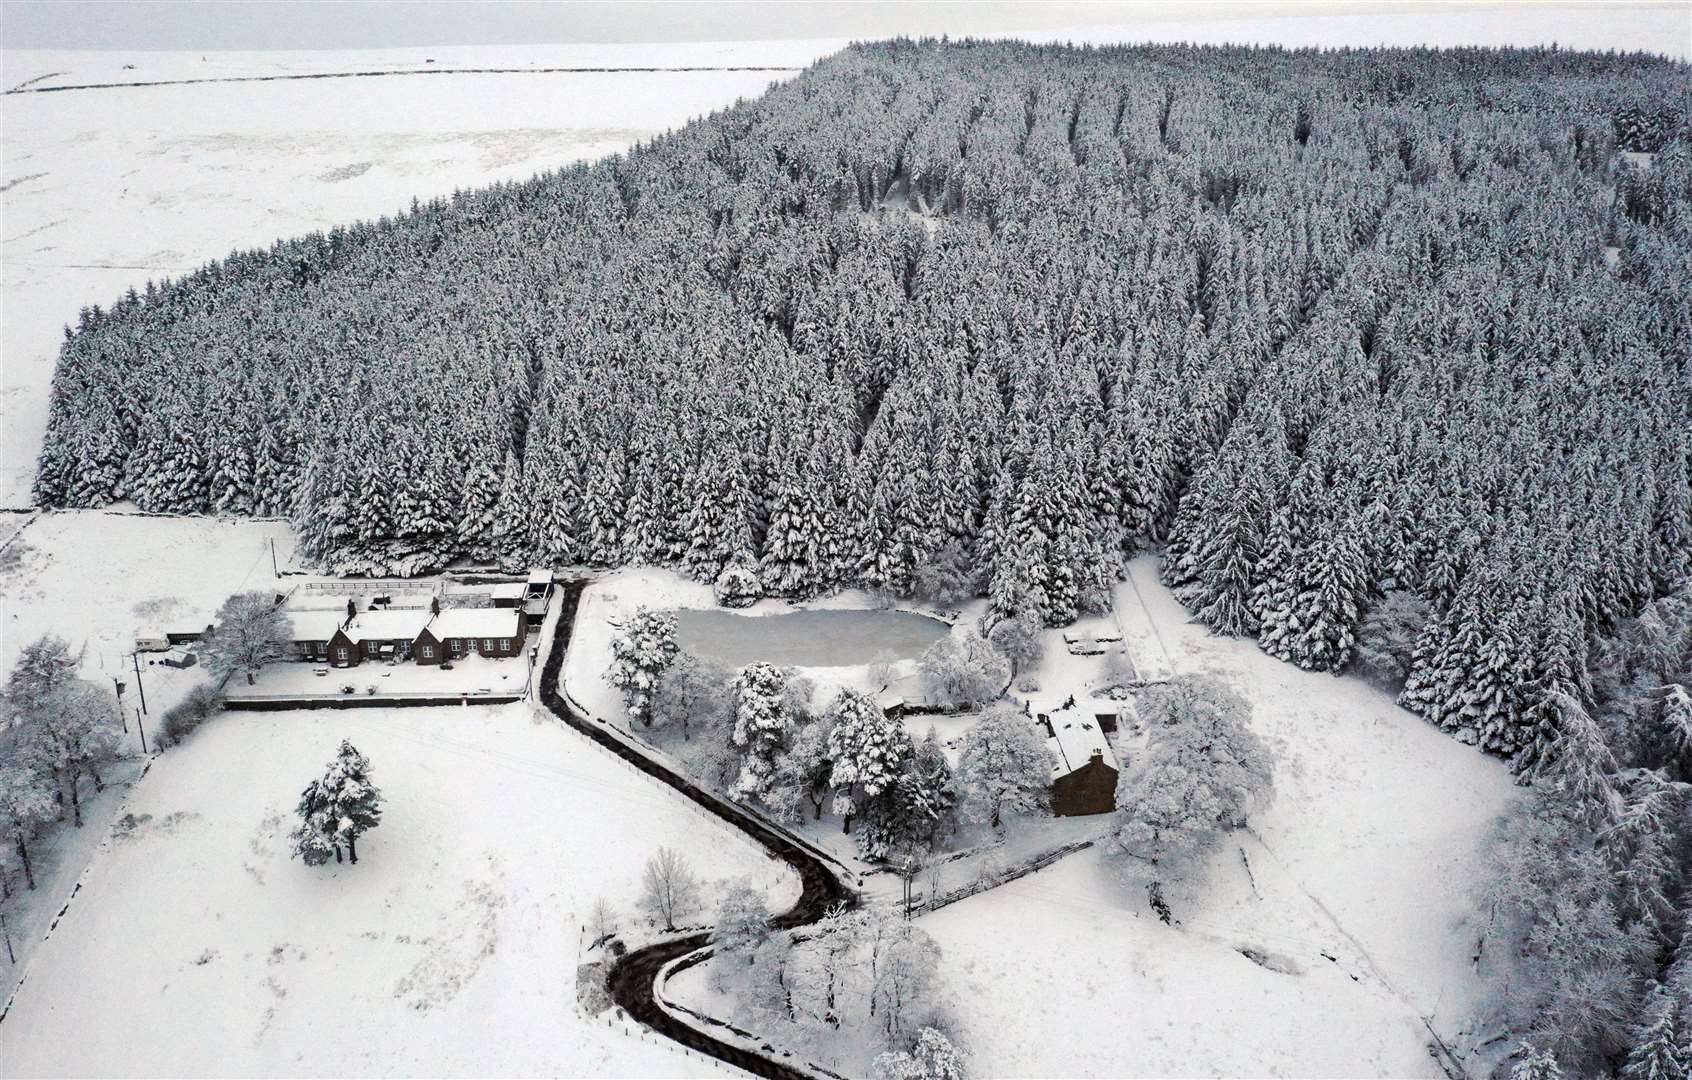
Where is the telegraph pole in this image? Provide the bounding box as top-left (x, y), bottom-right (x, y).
top-left (111, 674), bottom-right (129, 733)
top-left (135, 707), bottom-right (148, 756)
top-left (130, 651), bottom-right (148, 714)
top-left (1, 909), bottom-right (14, 964)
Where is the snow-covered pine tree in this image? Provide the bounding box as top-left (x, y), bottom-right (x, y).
top-left (607, 608), bottom-right (679, 727)
top-left (731, 662), bottom-right (791, 806)
top-left (825, 688), bottom-right (913, 832)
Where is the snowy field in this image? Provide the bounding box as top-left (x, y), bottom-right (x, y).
top-left (0, 510), bottom-right (295, 712)
top-left (0, 701), bottom-right (794, 1077)
top-left (915, 557), bottom-right (1517, 1078)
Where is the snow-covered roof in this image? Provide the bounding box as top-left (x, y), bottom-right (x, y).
top-left (286, 610), bottom-right (348, 643)
top-left (347, 608), bottom-right (433, 643)
top-left (526, 569), bottom-right (552, 585)
top-left (427, 607), bottom-right (524, 640)
top-left (1041, 703), bottom-right (1119, 778)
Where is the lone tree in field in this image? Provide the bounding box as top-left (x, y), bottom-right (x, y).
top-left (203, 591), bottom-right (293, 686)
top-left (291, 740), bottom-right (383, 866)
top-left (640, 846), bottom-right (701, 932)
top-left (0, 766), bottom-right (54, 890)
top-left (607, 608), bottom-right (678, 726)
top-left (955, 704), bottom-right (1053, 830)
top-left (1108, 677), bottom-right (1272, 913)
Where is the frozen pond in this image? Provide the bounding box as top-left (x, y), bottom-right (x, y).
top-left (670, 608), bottom-right (950, 668)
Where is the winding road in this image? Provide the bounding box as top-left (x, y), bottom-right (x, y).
top-left (539, 581), bottom-right (857, 1080)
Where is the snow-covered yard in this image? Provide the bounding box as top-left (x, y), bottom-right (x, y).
top-left (0, 700), bottom-right (794, 1077)
top-left (226, 648), bottom-right (537, 703)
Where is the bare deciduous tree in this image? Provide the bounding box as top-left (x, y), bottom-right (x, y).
top-left (640, 846), bottom-right (701, 932)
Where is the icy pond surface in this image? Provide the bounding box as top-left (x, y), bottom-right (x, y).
top-left (670, 608), bottom-right (950, 668)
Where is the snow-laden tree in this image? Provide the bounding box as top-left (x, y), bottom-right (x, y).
top-left (871, 924), bottom-right (942, 1043)
top-left (825, 689), bottom-right (913, 832)
top-left (607, 607), bottom-right (678, 727)
top-left (291, 739), bottom-right (383, 866)
top-left (18, 679), bottom-right (122, 828)
top-left (1509, 1043), bottom-right (1564, 1080)
top-left (918, 630), bottom-right (1009, 710)
top-left (743, 933), bottom-right (798, 1027)
top-left (770, 720), bottom-right (834, 823)
top-left (897, 728), bottom-right (958, 850)
top-left (1620, 983), bottom-right (1687, 1080)
top-left (730, 662), bottom-right (791, 805)
top-left (911, 541), bottom-right (975, 608)
top-left (711, 879), bottom-right (773, 963)
top-left (985, 609), bottom-right (1044, 677)
top-left (2, 634), bottom-right (81, 723)
top-left (202, 590), bottom-right (293, 686)
top-left (1108, 677), bottom-right (1272, 908)
top-left (640, 846), bottom-right (701, 931)
top-left (0, 766), bottom-right (54, 890)
top-left (873, 1027), bottom-right (968, 1080)
top-left (650, 651), bottom-right (731, 741)
top-left (1354, 590), bottom-right (1431, 688)
top-left (714, 563), bottom-right (763, 608)
top-left (955, 704), bottom-right (1052, 829)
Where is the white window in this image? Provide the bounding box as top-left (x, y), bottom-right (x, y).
top-left (335, 647), bottom-right (348, 661)
top-left (421, 645), bottom-right (435, 659)
top-left (482, 639), bottom-right (493, 652)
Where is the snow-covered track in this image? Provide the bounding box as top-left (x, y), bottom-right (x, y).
top-left (540, 580), bottom-right (857, 1080)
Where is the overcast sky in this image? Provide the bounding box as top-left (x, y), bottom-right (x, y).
top-left (2, 0), bottom-right (1646, 52)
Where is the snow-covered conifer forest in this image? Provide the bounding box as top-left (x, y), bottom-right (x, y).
top-left (36, 39), bottom-right (1690, 776)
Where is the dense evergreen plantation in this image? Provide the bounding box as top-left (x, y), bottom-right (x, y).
top-left (33, 40), bottom-right (1691, 777)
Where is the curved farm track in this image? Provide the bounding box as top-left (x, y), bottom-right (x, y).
top-left (539, 581), bottom-right (856, 1080)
